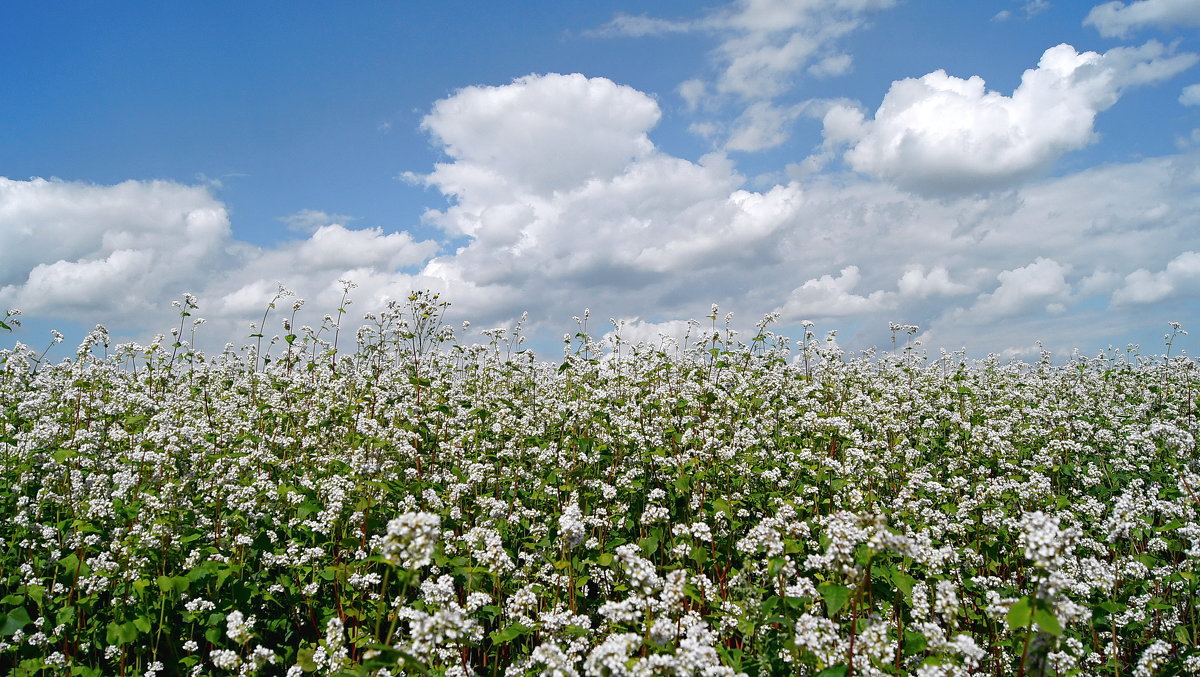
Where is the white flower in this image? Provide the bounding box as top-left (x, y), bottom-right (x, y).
top-left (559, 496), bottom-right (587, 550)
top-left (584, 633), bottom-right (641, 676)
top-left (210, 649), bottom-right (240, 670)
top-left (1133, 640), bottom-right (1172, 677)
top-left (225, 610), bottom-right (254, 644)
top-left (1019, 511), bottom-right (1072, 570)
top-left (381, 512), bottom-right (441, 568)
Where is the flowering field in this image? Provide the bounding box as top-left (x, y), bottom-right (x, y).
top-left (0, 298), bottom-right (1197, 676)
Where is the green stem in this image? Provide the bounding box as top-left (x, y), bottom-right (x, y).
top-left (385, 572), bottom-right (412, 646)
top-left (1017, 614), bottom-right (1034, 677)
top-left (373, 565), bottom-right (392, 642)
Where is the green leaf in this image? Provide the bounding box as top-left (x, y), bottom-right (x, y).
top-left (768, 557), bottom-right (787, 577)
top-left (489, 623), bottom-right (532, 644)
top-left (105, 620), bottom-right (140, 645)
top-left (903, 630), bottom-right (927, 655)
top-left (717, 645), bottom-right (744, 670)
top-left (596, 553), bottom-right (613, 566)
top-left (297, 500), bottom-right (322, 519)
top-left (819, 584), bottom-right (851, 618)
top-left (25, 585), bottom-right (44, 604)
top-left (1007, 597), bottom-right (1032, 631)
top-left (1034, 608), bottom-right (1062, 636)
top-left (674, 474), bottom-right (692, 493)
top-left (1, 607), bottom-right (32, 636)
top-left (52, 448), bottom-right (78, 463)
top-left (58, 552), bottom-right (83, 575)
top-left (891, 570), bottom-right (915, 597)
top-left (816, 666), bottom-right (849, 677)
top-left (712, 498), bottom-right (733, 516)
top-left (297, 647), bottom-right (318, 672)
top-left (762, 615), bottom-right (790, 626)
top-left (56, 606), bottom-right (76, 628)
top-left (119, 622), bottom-right (140, 643)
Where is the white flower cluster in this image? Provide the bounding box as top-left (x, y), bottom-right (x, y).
top-left (559, 495), bottom-right (587, 551)
top-left (1020, 511), bottom-right (1074, 570)
top-left (225, 610), bottom-right (255, 644)
top-left (380, 511), bottom-right (441, 568)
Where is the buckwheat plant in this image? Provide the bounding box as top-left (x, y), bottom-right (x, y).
top-left (0, 309), bottom-right (20, 332)
top-left (0, 298), bottom-right (1196, 676)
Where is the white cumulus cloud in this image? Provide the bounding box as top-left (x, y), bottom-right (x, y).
top-left (897, 266), bottom-right (972, 298)
top-left (0, 178), bottom-right (229, 288)
top-left (776, 263), bottom-right (971, 324)
top-left (0, 177), bottom-right (441, 339)
top-left (0, 178), bottom-right (231, 318)
top-left (418, 73), bottom-right (659, 202)
top-left (1112, 251), bottom-right (1200, 304)
top-left (964, 258), bottom-right (1072, 322)
top-left (824, 42), bottom-right (1198, 194)
top-left (407, 73), bottom-right (807, 326)
top-left (777, 266), bottom-right (897, 319)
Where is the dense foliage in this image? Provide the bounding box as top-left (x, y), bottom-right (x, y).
top-left (0, 296), bottom-right (1197, 676)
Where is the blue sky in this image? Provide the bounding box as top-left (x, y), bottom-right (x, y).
top-left (2, 0), bottom-right (1199, 359)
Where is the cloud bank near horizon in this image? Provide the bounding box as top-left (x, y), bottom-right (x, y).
top-left (3, 9), bottom-right (1199, 358)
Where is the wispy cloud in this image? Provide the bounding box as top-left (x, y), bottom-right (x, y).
top-left (993, 0), bottom-right (1052, 22)
top-left (1085, 0), bottom-right (1200, 38)
top-left (280, 209), bottom-right (357, 234)
top-left (591, 0), bottom-right (899, 151)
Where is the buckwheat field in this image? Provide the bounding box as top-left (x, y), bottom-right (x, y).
top-left (1, 294), bottom-right (1197, 677)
